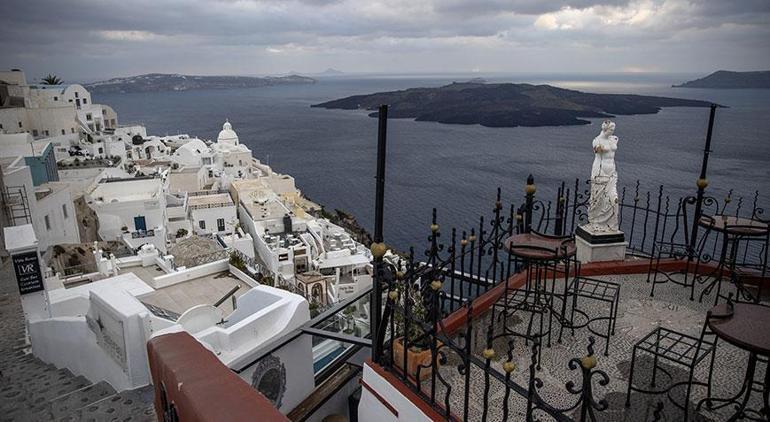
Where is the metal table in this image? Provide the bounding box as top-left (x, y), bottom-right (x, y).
top-left (698, 215), bottom-right (769, 305)
top-left (699, 302), bottom-right (770, 421)
top-left (495, 231), bottom-right (577, 367)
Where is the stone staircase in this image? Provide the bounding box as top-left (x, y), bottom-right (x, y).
top-left (0, 258), bottom-right (156, 422)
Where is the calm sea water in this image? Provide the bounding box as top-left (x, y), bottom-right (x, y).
top-left (94, 74), bottom-right (770, 251)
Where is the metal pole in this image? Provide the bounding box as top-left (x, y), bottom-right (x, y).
top-left (371, 105), bottom-right (388, 363)
top-left (689, 104), bottom-right (717, 250)
top-left (525, 174), bottom-right (535, 233)
top-left (374, 105), bottom-right (388, 243)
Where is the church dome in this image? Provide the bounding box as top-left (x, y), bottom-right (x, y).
top-left (217, 119), bottom-right (239, 145)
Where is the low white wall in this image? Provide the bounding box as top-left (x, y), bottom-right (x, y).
top-left (358, 363), bottom-right (431, 422)
top-left (154, 255), bottom-right (175, 274)
top-left (29, 316), bottom-right (134, 390)
top-left (116, 255), bottom-right (142, 268)
top-left (229, 263), bottom-right (259, 288)
top-left (151, 258), bottom-right (228, 289)
top-left (49, 294), bottom-right (91, 317)
top-left (30, 273), bottom-right (164, 392)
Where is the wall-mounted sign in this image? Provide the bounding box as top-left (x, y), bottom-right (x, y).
top-left (12, 251), bottom-right (44, 295)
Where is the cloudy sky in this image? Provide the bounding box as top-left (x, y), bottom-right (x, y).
top-left (1, 0), bottom-right (769, 81)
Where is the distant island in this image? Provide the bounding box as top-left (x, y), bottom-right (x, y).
top-left (85, 73), bottom-right (316, 94)
top-left (674, 70), bottom-right (770, 89)
top-left (312, 82), bottom-right (716, 128)
top-left (318, 68), bottom-right (344, 76)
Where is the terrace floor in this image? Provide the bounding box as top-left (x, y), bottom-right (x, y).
top-left (430, 272), bottom-right (767, 421)
top-left (138, 271), bottom-right (250, 316)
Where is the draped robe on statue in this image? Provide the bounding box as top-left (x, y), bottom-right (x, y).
top-left (588, 126), bottom-right (619, 232)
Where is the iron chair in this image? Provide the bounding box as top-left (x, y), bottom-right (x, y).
top-left (565, 271), bottom-right (621, 357)
top-left (647, 200), bottom-right (717, 301)
top-left (625, 320), bottom-right (718, 421)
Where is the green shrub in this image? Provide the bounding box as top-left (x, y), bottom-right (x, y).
top-left (229, 252), bottom-right (247, 272)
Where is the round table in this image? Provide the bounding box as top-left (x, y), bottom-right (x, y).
top-left (499, 232), bottom-right (577, 366)
top-left (505, 232), bottom-right (576, 261)
top-left (702, 302), bottom-right (770, 420)
top-left (697, 215), bottom-right (769, 305)
top-left (699, 215), bottom-right (769, 237)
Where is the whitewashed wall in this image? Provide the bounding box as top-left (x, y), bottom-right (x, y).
top-left (358, 363), bottom-right (432, 422)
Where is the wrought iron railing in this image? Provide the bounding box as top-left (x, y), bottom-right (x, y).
top-left (369, 176), bottom-right (766, 421)
top-left (364, 103), bottom-right (767, 421)
top-left (372, 189), bottom-right (613, 420)
top-left (525, 177), bottom-right (765, 261)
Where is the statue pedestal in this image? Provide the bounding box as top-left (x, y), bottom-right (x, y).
top-left (575, 225), bottom-right (627, 263)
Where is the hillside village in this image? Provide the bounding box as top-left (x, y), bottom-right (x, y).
top-left (0, 68), bottom-right (373, 418)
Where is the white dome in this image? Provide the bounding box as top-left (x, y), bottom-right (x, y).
top-left (217, 119), bottom-right (239, 145)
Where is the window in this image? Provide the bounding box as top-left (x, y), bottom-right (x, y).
top-left (32, 129), bottom-right (38, 137)
top-left (61, 129), bottom-right (65, 135)
top-left (18, 121), bottom-right (22, 128)
top-left (62, 204), bottom-right (68, 219)
top-left (217, 218), bottom-right (225, 232)
top-left (83, 98), bottom-right (87, 104)
top-left (102, 109), bottom-right (107, 115)
top-left (0, 124), bottom-right (3, 129)
top-left (44, 215), bottom-right (51, 230)
top-left (54, 96), bottom-right (58, 101)
top-left (44, 130), bottom-right (49, 136)
top-left (69, 99), bottom-right (72, 103)
top-left (86, 113), bottom-right (92, 121)
top-left (199, 220), bottom-right (206, 230)
top-left (71, 128), bottom-right (75, 133)
top-left (75, 92), bottom-right (79, 98)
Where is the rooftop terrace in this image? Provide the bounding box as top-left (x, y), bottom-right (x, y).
top-left (364, 175), bottom-right (768, 422)
top-left (187, 191), bottom-right (234, 210)
top-left (138, 271), bottom-right (249, 316)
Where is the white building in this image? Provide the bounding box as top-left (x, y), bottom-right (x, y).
top-left (232, 177), bottom-right (371, 303)
top-left (0, 142), bottom-right (80, 252)
top-left (211, 120), bottom-right (257, 183)
top-left (0, 70), bottom-right (117, 140)
top-left (25, 260), bottom-right (312, 404)
top-left (187, 190), bottom-right (237, 236)
top-left (86, 175), bottom-right (168, 253)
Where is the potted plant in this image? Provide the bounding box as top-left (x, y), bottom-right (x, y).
top-left (391, 283), bottom-right (440, 381)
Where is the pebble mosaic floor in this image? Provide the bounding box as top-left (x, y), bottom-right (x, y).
top-left (414, 272), bottom-right (768, 421)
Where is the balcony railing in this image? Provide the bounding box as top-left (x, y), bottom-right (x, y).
top-left (365, 104), bottom-right (767, 421)
top-left (130, 229), bottom-right (155, 239)
top-left (367, 176), bottom-right (767, 421)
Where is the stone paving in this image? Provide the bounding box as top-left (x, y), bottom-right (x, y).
top-left (428, 272), bottom-right (768, 421)
top-left (0, 257), bottom-right (156, 421)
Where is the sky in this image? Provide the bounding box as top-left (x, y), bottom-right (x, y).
top-left (1, 0), bottom-right (769, 82)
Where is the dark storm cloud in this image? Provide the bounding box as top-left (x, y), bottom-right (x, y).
top-left (0, 0), bottom-right (768, 80)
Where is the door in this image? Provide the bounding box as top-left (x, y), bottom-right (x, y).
top-left (134, 216), bottom-right (146, 232)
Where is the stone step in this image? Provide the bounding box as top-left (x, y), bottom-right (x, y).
top-left (32, 381), bottom-right (117, 420)
top-left (1, 374), bottom-right (91, 417)
top-left (0, 352), bottom-right (35, 371)
top-left (7, 365), bottom-right (74, 388)
top-left (27, 375), bottom-right (93, 412)
top-left (0, 356), bottom-right (55, 379)
top-left (57, 386), bottom-right (156, 422)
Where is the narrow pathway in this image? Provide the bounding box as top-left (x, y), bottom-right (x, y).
top-left (0, 257), bottom-right (156, 421)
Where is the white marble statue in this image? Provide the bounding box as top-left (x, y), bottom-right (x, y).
top-left (587, 120), bottom-right (619, 232)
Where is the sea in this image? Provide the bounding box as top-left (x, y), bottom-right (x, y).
top-left (93, 73), bottom-right (770, 252)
